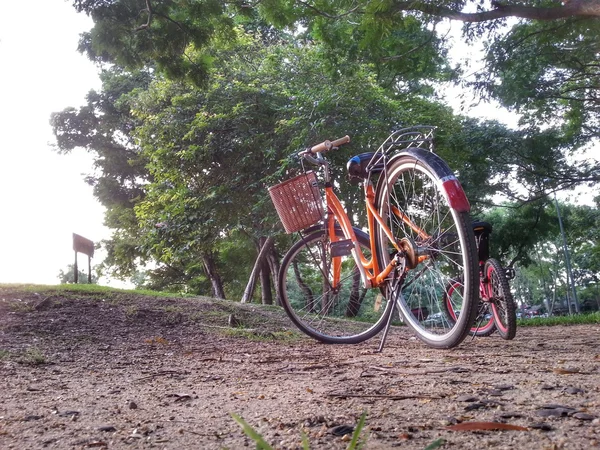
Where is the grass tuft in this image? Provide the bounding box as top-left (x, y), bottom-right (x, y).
top-left (518, 311), bottom-right (600, 327)
top-left (20, 347), bottom-right (47, 365)
top-left (231, 411), bottom-right (369, 449)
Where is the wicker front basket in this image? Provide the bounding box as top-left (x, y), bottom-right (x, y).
top-left (268, 171), bottom-right (323, 233)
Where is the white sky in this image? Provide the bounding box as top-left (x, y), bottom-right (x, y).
top-left (0, 0), bottom-right (109, 285)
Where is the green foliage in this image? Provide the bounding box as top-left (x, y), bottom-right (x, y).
top-left (58, 264), bottom-right (99, 285)
top-left (69, 0), bottom-right (600, 199)
top-left (518, 312), bottom-right (600, 327)
top-left (57, 1), bottom-right (599, 298)
top-left (483, 200), bottom-right (557, 267)
top-left (484, 198), bottom-right (600, 311)
top-left (479, 18), bottom-right (600, 141)
top-left (54, 29), bottom-right (470, 294)
top-left (74, 0), bottom-right (234, 86)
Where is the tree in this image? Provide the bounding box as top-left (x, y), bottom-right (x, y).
top-left (127, 34), bottom-right (459, 298)
top-left (58, 264), bottom-right (98, 284)
top-left (58, 2), bottom-right (599, 300)
top-left (487, 197), bottom-right (600, 313)
top-left (54, 30), bottom-right (493, 297)
top-left (51, 68), bottom-right (153, 280)
top-left (70, 0), bottom-right (600, 197)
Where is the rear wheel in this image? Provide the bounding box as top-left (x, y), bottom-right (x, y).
top-left (278, 228), bottom-right (392, 344)
top-left (485, 258), bottom-right (517, 340)
top-left (374, 150), bottom-right (479, 348)
top-left (445, 280), bottom-right (496, 337)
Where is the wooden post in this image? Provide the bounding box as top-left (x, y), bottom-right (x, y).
top-left (73, 233), bottom-right (95, 284)
top-left (74, 252), bottom-right (78, 283)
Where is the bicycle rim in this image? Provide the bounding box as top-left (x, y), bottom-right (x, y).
top-left (445, 281), bottom-right (496, 337)
top-left (278, 228), bottom-right (392, 344)
top-left (375, 152), bottom-right (478, 348)
top-left (486, 258), bottom-right (517, 340)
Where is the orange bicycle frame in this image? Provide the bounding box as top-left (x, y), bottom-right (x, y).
top-left (324, 181), bottom-right (431, 290)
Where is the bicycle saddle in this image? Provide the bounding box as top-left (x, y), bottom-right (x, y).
top-left (346, 153), bottom-right (384, 183)
top-left (472, 221), bottom-right (493, 235)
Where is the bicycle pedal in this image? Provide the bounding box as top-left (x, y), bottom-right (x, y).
top-left (330, 239), bottom-right (354, 257)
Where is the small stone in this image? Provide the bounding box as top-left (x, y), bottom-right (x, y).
top-left (465, 402), bottom-right (486, 411)
top-left (486, 389), bottom-right (504, 397)
top-left (128, 401), bottom-right (138, 409)
top-left (228, 314), bottom-right (241, 327)
top-left (573, 413), bottom-right (596, 421)
top-left (494, 384), bottom-right (515, 391)
top-left (541, 385), bottom-right (555, 390)
top-left (99, 425), bottom-right (117, 432)
top-left (536, 409), bottom-right (569, 418)
top-left (34, 297), bottom-right (53, 311)
top-left (443, 416), bottom-right (460, 425)
top-left (498, 412), bottom-right (523, 419)
top-left (330, 425), bottom-right (354, 436)
top-left (22, 415), bottom-right (43, 421)
top-left (530, 423), bottom-right (553, 431)
top-left (540, 404), bottom-right (575, 411)
top-left (456, 395), bottom-right (478, 402)
top-left (564, 387), bottom-right (585, 395)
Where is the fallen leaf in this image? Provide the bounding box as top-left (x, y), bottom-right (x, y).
top-left (446, 422), bottom-right (529, 432)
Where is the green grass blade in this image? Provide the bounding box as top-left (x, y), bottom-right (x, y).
top-left (347, 411), bottom-right (368, 450)
top-left (423, 438), bottom-right (445, 450)
top-left (231, 413), bottom-right (274, 450)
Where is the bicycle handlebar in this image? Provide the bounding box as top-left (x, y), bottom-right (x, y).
top-left (298, 135), bottom-right (351, 157)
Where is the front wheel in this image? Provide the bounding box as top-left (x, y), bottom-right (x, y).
top-left (278, 227), bottom-right (393, 344)
top-left (374, 149), bottom-right (479, 349)
top-left (485, 258), bottom-right (517, 340)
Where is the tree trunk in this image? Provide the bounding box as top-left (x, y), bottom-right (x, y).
top-left (293, 259), bottom-right (315, 312)
top-left (241, 236), bottom-right (274, 303)
top-left (267, 245), bottom-right (281, 306)
top-left (345, 268), bottom-right (365, 317)
top-left (202, 252), bottom-right (226, 299)
top-left (259, 237), bottom-right (273, 305)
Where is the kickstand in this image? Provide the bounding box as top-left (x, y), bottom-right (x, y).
top-left (376, 298), bottom-right (397, 353)
top-left (376, 271), bottom-right (400, 353)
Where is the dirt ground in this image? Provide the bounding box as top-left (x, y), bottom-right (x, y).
top-left (0, 285), bottom-right (599, 450)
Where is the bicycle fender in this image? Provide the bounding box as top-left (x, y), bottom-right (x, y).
top-left (302, 224), bottom-right (370, 243)
top-left (393, 148), bottom-right (471, 213)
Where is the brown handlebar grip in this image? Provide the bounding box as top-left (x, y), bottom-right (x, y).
top-left (331, 135), bottom-right (350, 148)
top-left (309, 135), bottom-right (351, 153)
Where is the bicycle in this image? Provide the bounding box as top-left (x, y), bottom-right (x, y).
top-left (443, 221), bottom-right (517, 340)
top-left (268, 127), bottom-right (479, 349)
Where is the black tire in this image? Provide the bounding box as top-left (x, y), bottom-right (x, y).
top-left (444, 279), bottom-right (496, 337)
top-left (485, 258), bottom-right (517, 340)
top-left (374, 149), bottom-right (479, 349)
top-left (278, 227), bottom-right (393, 344)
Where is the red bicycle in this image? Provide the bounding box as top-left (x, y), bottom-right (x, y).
top-left (444, 221), bottom-right (517, 340)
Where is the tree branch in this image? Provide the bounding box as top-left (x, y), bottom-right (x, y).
top-left (390, 0), bottom-right (600, 22)
top-left (295, 0), bottom-right (361, 19)
top-left (135, 0), bottom-right (153, 31)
